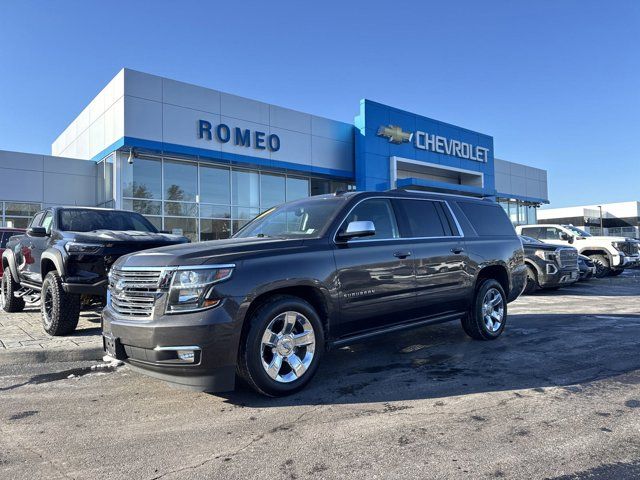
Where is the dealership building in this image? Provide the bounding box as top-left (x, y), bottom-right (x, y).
top-left (0, 68), bottom-right (549, 240)
top-left (538, 202), bottom-right (640, 239)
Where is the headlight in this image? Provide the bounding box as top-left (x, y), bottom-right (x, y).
top-left (534, 250), bottom-right (555, 261)
top-left (64, 242), bottom-right (103, 254)
top-left (166, 266), bottom-right (233, 313)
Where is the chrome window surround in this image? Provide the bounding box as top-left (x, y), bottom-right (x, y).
top-left (109, 264), bottom-right (235, 317)
top-left (332, 196), bottom-right (465, 244)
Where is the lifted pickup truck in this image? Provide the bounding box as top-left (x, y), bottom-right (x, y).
top-left (1, 207), bottom-right (188, 335)
top-left (516, 224), bottom-right (640, 278)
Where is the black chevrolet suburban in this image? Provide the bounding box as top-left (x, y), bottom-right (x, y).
top-left (1, 207), bottom-right (188, 335)
top-left (102, 190), bottom-right (527, 396)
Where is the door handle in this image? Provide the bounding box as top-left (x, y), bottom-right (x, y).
top-left (393, 251), bottom-right (412, 259)
top-left (451, 247), bottom-right (464, 254)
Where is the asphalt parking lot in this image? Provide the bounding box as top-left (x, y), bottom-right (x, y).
top-left (1, 271), bottom-right (639, 480)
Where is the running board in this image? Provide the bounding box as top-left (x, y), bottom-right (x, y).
top-left (329, 312), bottom-right (463, 348)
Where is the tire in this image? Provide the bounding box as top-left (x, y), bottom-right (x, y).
top-left (590, 255), bottom-right (611, 278)
top-left (41, 271), bottom-right (80, 336)
top-left (461, 279), bottom-right (507, 341)
top-left (609, 269), bottom-right (624, 276)
top-left (238, 295), bottom-right (324, 396)
top-left (522, 265), bottom-right (539, 295)
top-left (1, 268), bottom-right (25, 313)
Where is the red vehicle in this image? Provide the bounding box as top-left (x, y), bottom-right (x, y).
top-left (0, 228), bottom-right (26, 277)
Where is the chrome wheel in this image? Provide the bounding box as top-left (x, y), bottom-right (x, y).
top-left (481, 287), bottom-right (504, 333)
top-left (260, 311), bottom-right (316, 383)
top-left (42, 286), bottom-right (54, 328)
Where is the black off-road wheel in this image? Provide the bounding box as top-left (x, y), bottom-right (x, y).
top-left (41, 271), bottom-right (80, 336)
top-left (461, 279), bottom-right (507, 341)
top-left (589, 255), bottom-right (611, 278)
top-left (238, 295), bottom-right (325, 397)
top-left (1, 268), bottom-right (25, 313)
top-left (522, 265), bottom-right (539, 295)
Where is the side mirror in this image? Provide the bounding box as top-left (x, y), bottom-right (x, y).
top-left (27, 226), bottom-right (47, 237)
top-left (337, 221), bottom-right (376, 241)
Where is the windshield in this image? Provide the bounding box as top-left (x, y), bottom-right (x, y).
top-left (563, 225), bottom-right (591, 237)
top-left (233, 196), bottom-right (346, 239)
top-left (59, 209), bottom-right (158, 233)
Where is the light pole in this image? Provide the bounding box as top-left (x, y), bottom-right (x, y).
top-left (597, 205), bottom-right (603, 235)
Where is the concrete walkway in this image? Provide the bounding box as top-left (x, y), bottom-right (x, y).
top-left (0, 305), bottom-right (103, 365)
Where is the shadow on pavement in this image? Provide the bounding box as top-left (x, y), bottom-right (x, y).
top-left (218, 312), bottom-right (640, 408)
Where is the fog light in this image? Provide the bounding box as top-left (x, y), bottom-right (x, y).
top-left (177, 350), bottom-right (196, 362)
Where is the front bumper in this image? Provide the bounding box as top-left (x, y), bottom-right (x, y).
top-left (102, 297), bottom-right (245, 392)
top-left (614, 253), bottom-right (640, 268)
top-left (538, 264), bottom-right (580, 288)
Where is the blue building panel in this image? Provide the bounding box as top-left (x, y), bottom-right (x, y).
top-left (355, 99), bottom-right (495, 197)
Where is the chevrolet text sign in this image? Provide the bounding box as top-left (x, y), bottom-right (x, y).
top-left (414, 131), bottom-right (489, 162)
top-left (377, 124), bottom-right (489, 162)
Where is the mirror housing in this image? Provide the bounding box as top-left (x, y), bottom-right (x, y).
top-left (337, 221), bottom-right (376, 241)
top-left (27, 226), bottom-right (47, 237)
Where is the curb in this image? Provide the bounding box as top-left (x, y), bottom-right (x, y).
top-left (0, 344), bottom-right (104, 366)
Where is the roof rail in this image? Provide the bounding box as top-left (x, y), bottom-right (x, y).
top-left (386, 188), bottom-right (491, 201)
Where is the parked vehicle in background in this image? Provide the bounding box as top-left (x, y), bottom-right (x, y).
top-left (519, 235), bottom-right (579, 294)
top-left (0, 228), bottom-right (26, 277)
top-left (577, 254), bottom-right (596, 281)
top-left (516, 224), bottom-right (640, 278)
top-left (1, 207), bottom-right (188, 336)
top-left (102, 190), bottom-right (527, 396)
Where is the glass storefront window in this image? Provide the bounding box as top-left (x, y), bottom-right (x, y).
top-left (144, 216), bottom-right (163, 231)
top-left (200, 204), bottom-right (231, 219)
top-left (260, 173), bottom-right (285, 208)
top-left (5, 202), bottom-right (40, 217)
top-left (201, 219), bottom-right (231, 240)
top-left (232, 170), bottom-right (260, 207)
top-left (164, 202), bottom-right (198, 217)
top-left (200, 165), bottom-right (230, 204)
top-left (164, 217), bottom-right (197, 242)
top-left (311, 178), bottom-right (331, 196)
top-left (123, 157), bottom-right (162, 199)
top-left (232, 207), bottom-right (260, 221)
top-left (286, 177), bottom-right (309, 201)
top-left (123, 199), bottom-right (162, 216)
top-left (4, 217), bottom-right (30, 228)
top-left (164, 160), bottom-right (197, 202)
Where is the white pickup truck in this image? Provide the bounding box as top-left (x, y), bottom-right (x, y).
top-left (516, 224), bottom-right (640, 278)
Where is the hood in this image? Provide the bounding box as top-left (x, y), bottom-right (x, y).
top-left (521, 241), bottom-right (558, 251)
top-left (69, 230), bottom-right (188, 245)
top-left (582, 235), bottom-right (633, 243)
top-left (114, 236), bottom-right (307, 269)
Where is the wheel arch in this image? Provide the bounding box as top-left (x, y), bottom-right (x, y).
top-left (41, 249), bottom-right (65, 278)
top-left (475, 263), bottom-right (510, 297)
top-left (239, 281), bottom-right (334, 348)
top-left (2, 250), bottom-right (20, 281)
top-left (580, 249), bottom-right (612, 264)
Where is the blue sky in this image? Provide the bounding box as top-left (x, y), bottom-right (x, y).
top-left (0, 0), bottom-right (638, 207)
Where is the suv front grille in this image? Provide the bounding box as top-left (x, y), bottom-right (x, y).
top-left (618, 242), bottom-right (637, 256)
top-left (558, 249), bottom-right (578, 268)
top-left (109, 268), bottom-right (163, 319)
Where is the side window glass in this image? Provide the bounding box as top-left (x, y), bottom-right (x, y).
top-left (29, 212), bottom-right (44, 228)
top-left (398, 199), bottom-right (446, 237)
top-left (0, 233), bottom-right (7, 249)
top-left (340, 199), bottom-right (399, 240)
top-left (41, 211), bottom-right (54, 233)
top-left (545, 228), bottom-right (562, 240)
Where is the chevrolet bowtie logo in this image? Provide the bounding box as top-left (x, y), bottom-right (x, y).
top-left (377, 125), bottom-right (413, 144)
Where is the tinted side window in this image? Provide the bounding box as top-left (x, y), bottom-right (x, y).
top-left (340, 199), bottom-right (399, 240)
top-left (458, 202), bottom-right (515, 236)
top-left (520, 227), bottom-right (542, 238)
top-left (396, 199), bottom-right (446, 237)
top-left (0, 233), bottom-right (7, 249)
